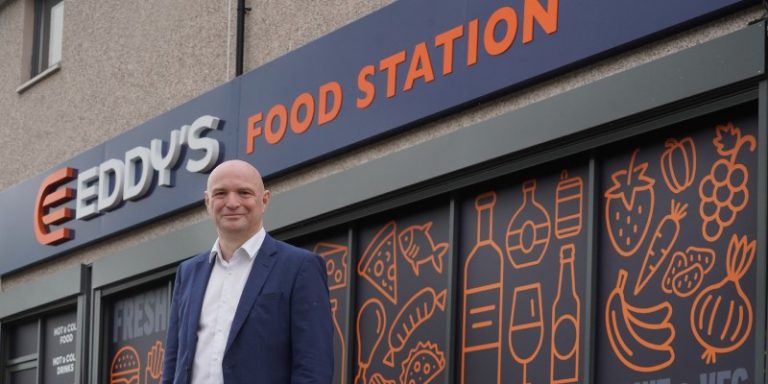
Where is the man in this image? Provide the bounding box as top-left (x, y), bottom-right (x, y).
top-left (162, 160), bottom-right (333, 383)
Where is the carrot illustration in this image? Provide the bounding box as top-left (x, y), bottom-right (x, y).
top-left (382, 287), bottom-right (447, 367)
top-left (633, 200), bottom-right (687, 296)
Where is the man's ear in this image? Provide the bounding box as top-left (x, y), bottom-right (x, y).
top-left (262, 190), bottom-right (271, 206)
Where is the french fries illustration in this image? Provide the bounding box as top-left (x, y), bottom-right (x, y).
top-left (605, 270), bottom-right (675, 373)
top-left (383, 288), bottom-right (447, 367)
top-left (144, 341), bottom-right (164, 384)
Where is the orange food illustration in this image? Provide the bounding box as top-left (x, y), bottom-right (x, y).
top-left (369, 373), bottom-right (396, 384)
top-left (662, 246), bottom-right (715, 297)
top-left (359, 221), bottom-right (398, 305)
top-left (691, 234), bottom-right (755, 364)
top-left (634, 200), bottom-right (687, 295)
top-left (461, 191), bottom-right (503, 384)
top-left (355, 299), bottom-right (387, 384)
top-left (551, 244), bottom-right (580, 384)
top-left (605, 149), bottom-right (656, 257)
top-left (315, 242), bottom-right (348, 291)
top-left (110, 345), bottom-right (140, 384)
top-left (383, 288), bottom-right (447, 367)
top-left (506, 179), bottom-right (551, 269)
top-left (331, 299), bottom-right (346, 384)
top-left (605, 270), bottom-right (675, 373)
top-left (398, 222), bottom-right (449, 276)
top-left (686, 246), bottom-right (717, 274)
top-left (144, 341), bottom-right (164, 384)
top-left (661, 137), bottom-right (697, 194)
top-left (555, 170), bottom-right (584, 239)
top-left (399, 341), bottom-right (445, 384)
top-left (699, 123), bottom-right (755, 242)
top-left (508, 283), bottom-right (544, 384)
top-left (671, 263), bottom-right (705, 298)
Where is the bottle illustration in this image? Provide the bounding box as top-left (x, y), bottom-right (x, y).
top-left (330, 299), bottom-right (346, 384)
top-left (506, 179), bottom-right (551, 269)
top-left (555, 170), bottom-right (583, 239)
top-left (461, 191), bottom-right (504, 384)
top-left (550, 244), bottom-right (580, 383)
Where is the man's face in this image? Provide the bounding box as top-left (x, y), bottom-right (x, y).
top-left (204, 162), bottom-right (270, 238)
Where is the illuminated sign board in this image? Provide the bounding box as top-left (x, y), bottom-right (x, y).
top-left (0, 0), bottom-right (753, 274)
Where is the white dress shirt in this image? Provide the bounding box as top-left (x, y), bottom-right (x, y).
top-left (191, 228), bottom-right (266, 384)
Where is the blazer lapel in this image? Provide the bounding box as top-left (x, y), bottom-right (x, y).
top-left (225, 234), bottom-right (279, 352)
top-left (185, 253), bottom-right (215, 348)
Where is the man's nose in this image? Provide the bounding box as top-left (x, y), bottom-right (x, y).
top-left (224, 192), bottom-right (240, 208)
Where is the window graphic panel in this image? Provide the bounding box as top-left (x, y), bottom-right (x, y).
top-left (458, 165), bottom-right (588, 384)
top-left (296, 230), bottom-right (351, 384)
top-left (595, 104), bottom-right (758, 383)
top-left (354, 202), bottom-right (451, 384)
top-left (43, 311), bottom-right (77, 384)
top-left (106, 284), bottom-right (170, 384)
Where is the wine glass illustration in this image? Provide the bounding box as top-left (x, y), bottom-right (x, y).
top-left (508, 283), bottom-right (544, 384)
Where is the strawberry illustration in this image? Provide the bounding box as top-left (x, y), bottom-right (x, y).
top-left (605, 149), bottom-right (656, 257)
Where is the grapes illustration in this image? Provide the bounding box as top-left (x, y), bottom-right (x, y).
top-left (698, 123), bottom-right (756, 242)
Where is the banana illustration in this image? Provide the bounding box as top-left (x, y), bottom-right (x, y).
top-left (605, 269), bottom-right (676, 373)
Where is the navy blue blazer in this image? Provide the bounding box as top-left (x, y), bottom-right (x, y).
top-left (162, 234), bottom-right (334, 383)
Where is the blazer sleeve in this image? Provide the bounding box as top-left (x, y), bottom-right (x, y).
top-left (290, 253), bottom-right (334, 384)
top-left (162, 264), bottom-right (184, 384)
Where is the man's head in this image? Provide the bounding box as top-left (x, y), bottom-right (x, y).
top-left (204, 160), bottom-right (270, 241)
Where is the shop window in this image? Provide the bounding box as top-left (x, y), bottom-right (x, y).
top-left (2, 309), bottom-right (78, 384)
top-left (103, 283), bottom-right (170, 384)
top-left (31, 0), bottom-right (63, 77)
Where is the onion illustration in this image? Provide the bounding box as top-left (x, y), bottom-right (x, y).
top-left (690, 234), bottom-right (754, 364)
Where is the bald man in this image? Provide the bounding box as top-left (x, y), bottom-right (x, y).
top-left (162, 160), bottom-right (333, 384)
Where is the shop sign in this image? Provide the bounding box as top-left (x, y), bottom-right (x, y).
top-left (0, 82), bottom-right (239, 274)
top-left (0, 0), bottom-right (754, 274)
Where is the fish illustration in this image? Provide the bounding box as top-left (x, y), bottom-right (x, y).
top-left (398, 222), bottom-right (449, 276)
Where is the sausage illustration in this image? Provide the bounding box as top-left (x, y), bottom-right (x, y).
top-left (383, 288), bottom-right (447, 367)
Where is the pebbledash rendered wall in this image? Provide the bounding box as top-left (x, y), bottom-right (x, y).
top-left (1, 1), bottom-right (767, 384)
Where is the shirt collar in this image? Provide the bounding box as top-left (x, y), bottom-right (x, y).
top-left (209, 227), bottom-right (266, 263)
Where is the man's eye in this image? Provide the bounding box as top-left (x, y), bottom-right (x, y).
top-left (239, 191), bottom-right (254, 197)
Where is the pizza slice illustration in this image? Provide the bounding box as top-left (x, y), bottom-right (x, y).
top-left (358, 221), bottom-right (398, 305)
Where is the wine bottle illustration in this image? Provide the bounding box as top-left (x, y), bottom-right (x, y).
top-left (330, 299), bottom-right (346, 384)
top-left (550, 244), bottom-right (581, 383)
top-left (461, 191), bottom-right (504, 384)
top-left (506, 179), bottom-right (551, 269)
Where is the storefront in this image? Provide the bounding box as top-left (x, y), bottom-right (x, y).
top-left (1, 1), bottom-right (766, 383)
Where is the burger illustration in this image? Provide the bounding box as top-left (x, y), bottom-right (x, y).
top-left (110, 346), bottom-right (140, 384)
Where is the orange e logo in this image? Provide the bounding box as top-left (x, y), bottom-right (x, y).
top-left (34, 167), bottom-right (77, 245)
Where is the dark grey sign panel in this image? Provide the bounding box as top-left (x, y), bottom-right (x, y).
top-left (44, 311), bottom-right (77, 384)
top-left (353, 202), bottom-right (452, 384)
top-left (595, 103), bottom-right (757, 384)
top-left (106, 284), bottom-right (170, 384)
top-left (458, 164), bottom-right (589, 383)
